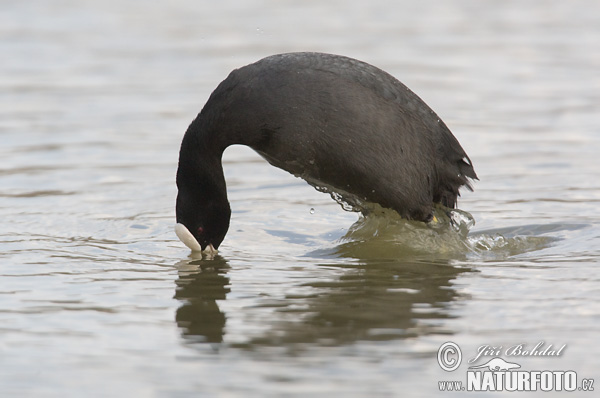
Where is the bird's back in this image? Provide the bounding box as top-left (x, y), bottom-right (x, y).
top-left (201, 52), bottom-right (477, 221)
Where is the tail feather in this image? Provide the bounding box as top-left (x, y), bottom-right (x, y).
top-left (436, 153), bottom-right (478, 209)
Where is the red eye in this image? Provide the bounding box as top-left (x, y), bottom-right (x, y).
top-left (197, 227), bottom-right (204, 235)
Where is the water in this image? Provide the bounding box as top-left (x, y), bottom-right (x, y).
top-left (1, 0), bottom-right (599, 396)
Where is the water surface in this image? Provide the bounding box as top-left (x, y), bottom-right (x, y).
top-left (1, 0), bottom-right (599, 396)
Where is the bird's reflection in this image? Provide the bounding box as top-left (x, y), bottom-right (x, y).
top-left (174, 256), bottom-right (230, 344)
top-left (173, 246), bottom-right (472, 348)
top-left (246, 258), bottom-right (468, 346)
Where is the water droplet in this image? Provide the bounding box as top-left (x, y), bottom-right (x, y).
top-left (310, 208), bottom-right (315, 214)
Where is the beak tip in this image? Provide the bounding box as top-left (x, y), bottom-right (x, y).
top-left (205, 243), bottom-right (218, 255)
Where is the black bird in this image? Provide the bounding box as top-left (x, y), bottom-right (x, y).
top-left (175, 52), bottom-right (477, 253)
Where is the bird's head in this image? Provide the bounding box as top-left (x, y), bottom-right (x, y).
top-left (175, 188), bottom-right (230, 253)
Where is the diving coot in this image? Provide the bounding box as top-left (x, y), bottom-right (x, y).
top-left (175, 52), bottom-right (477, 253)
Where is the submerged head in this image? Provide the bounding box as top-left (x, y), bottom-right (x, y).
top-left (175, 189), bottom-right (231, 253)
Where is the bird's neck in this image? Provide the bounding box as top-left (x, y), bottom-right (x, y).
top-left (176, 118), bottom-right (228, 204)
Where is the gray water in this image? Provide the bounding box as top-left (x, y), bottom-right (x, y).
top-left (1, 0), bottom-right (599, 397)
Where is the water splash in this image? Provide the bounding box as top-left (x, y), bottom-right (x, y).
top-left (313, 184), bottom-right (362, 212)
top-left (307, 182), bottom-right (557, 260)
top-left (467, 225), bottom-right (564, 258)
top-left (334, 204), bottom-right (556, 260)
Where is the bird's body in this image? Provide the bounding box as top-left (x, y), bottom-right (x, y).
top-left (176, 52), bottom-right (477, 252)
